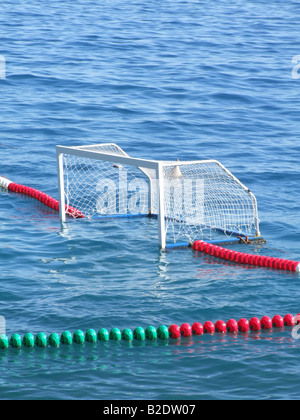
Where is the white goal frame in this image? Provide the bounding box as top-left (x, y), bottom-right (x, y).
top-left (56, 144), bottom-right (260, 249)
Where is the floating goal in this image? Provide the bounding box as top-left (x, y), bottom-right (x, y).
top-left (56, 143), bottom-right (261, 249)
top-left (1, 144), bottom-right (298, 272)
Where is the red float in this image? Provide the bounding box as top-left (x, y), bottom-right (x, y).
top-left (238, 318), bottom-right (250, 333)
top-left (215, 320), bottom-right (227, 334)
top-left (226, 319), bottom-right (238, 334)
top-left (203, 321), bottom-right (215, 334)
top-left (249, 317), bottom-right (261, 332)
top-left (180, 323), bottom-right (192, 338)
top-left (192, 322), bottom-right (204, 336)
top-left (272, 315), bottom-right (284, 328)
top-left (168, 324), bottom-right (181, 339)
top-left (283, 314), bottom-right (295, 327)
top-left (260, 316), bottom-right (272, 330)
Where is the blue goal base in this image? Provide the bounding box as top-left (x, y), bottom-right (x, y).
top-left (89, 213), bottom-right (264, 249)
top-left (165, 236), bottom-right (266, 250)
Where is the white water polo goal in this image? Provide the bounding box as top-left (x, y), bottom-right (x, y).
top-left (56, 143), bottom-right (261, 249)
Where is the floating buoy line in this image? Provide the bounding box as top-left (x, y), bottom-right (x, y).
top-left (1, 176), bottom-right (300, 352)
top-left (193, 241), bottom-right (300, 273)
top-left (0, 314), bottom-right (299, 350)
top-left (0, 176), bottom-right (84, 219)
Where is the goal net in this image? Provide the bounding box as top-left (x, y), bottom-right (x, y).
top-left (56, 143), bottom-right (260, 249)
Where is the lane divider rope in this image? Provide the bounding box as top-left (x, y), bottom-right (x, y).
top-left (0, 176), bottom-right (84, 219)
top-left (0, 314), bottom-right (298, 349)
top-left (193, 240), bottom-right (300, 273)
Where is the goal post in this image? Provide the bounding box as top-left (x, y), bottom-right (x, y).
top-left (56, 143), bottom-right (261, 249)
top-left (56, 144), bottom-right (167, 248)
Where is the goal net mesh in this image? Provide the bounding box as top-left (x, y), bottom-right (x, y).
top-left (162, 162), bottom-right (258, 244)
top-left (59, 144), bottom-right (259, 246)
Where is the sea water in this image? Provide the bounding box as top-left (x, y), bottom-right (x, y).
top-left (0, 0), bottom-right (300, 400)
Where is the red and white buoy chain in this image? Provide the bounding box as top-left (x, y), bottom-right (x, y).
top-left (0, 176), bottom-right (84, 219)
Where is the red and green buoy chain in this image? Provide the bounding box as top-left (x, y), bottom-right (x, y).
top-left (0, 313), bottom-right (298, 350)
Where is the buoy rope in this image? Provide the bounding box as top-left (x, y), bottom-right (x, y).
top-left (193, 240), bottom-right (300, 273)
top-left (237, 235), bottom-right (253, 245)
top-left (0, 176), bottom-right (84, 219)
top-left (0, 314), bottom-right (298, 349)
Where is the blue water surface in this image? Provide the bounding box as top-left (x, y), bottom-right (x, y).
top-left (0, 0), bottom-right (300, 400)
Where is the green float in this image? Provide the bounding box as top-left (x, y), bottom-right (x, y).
top-left (133, 327), bottom-right (145, 341)
top-left (145, 326), bottom-right (157, 341)
top-left (85, 329), bottom-right (97, 343)
top-left (60, 331), bottom-right (73, 345)
top-left (35, 332), bottom-right (48, 348)
top-left (122, 329), bottom-right (133, 342)
top-left (109, 328), bottom-right (122, 341)
top-left (157, 325), bottom-right (169, 340)
top-left (0, 335), bottom-right (9, 350)
top-left (48, 333), bottom-right (60, 347)
top-left (73, 330), bottom-right (85, 345)
top-left (10, 334), bottom-right (22, 349)
top-left (98, 328), bottom-right (109, 342)
top-left (23, 333), bottom-right (35, 348)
